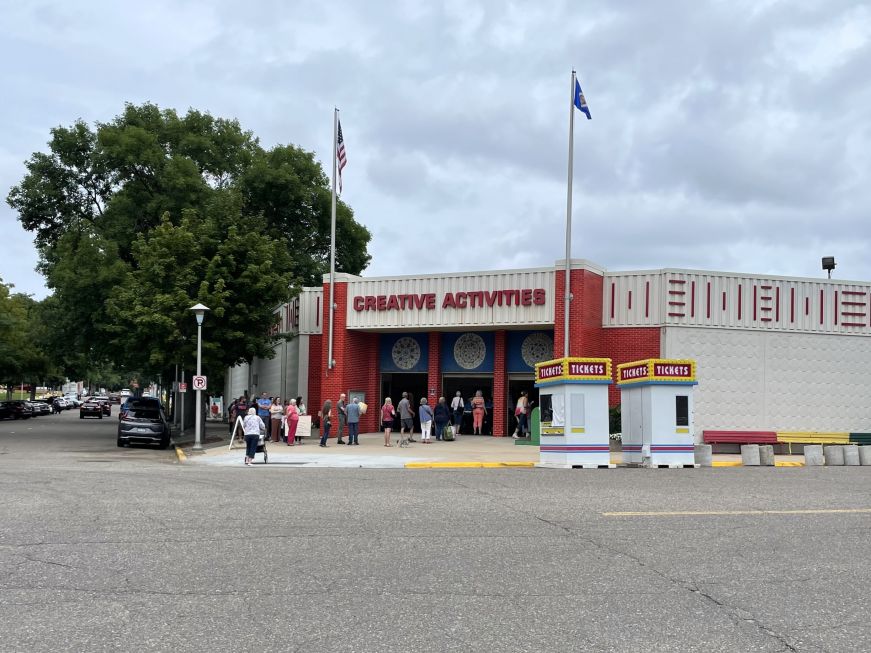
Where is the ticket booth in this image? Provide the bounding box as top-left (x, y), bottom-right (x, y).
top-left (616, 359), bottom-right (698, 468)
top-left (534, 357), bottom-right (614, 469)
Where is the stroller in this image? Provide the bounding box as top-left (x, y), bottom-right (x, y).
top-left (254, 433), bottom-right (269, 464)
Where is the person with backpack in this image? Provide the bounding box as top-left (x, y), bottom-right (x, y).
top-left (450, 391), bottom-right (464, 436)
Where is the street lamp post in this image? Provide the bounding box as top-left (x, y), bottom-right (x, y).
top-left (189, 303), bottom-right (210, 451)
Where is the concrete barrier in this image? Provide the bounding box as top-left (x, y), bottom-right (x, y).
top-left (843, 445), bottom-right (860, 466)
top-left (759, 445), bottom-right (775, 466)
top-left (824, 445), bottom-right (845, 466)
top-left (694, 444), bottom-right (713, 467)
top-left (741, 444), bottom-right (760, 466)
top-left (860, 446), bottom-right (871, 466)
top-left (804, 445), bottom-right (825, 466)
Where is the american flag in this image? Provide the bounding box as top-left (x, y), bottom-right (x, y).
top-left (336, 120), bottom-right (347, 192)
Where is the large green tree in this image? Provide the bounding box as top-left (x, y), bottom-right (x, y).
top-left (7, 103), bottom-right (371, 381)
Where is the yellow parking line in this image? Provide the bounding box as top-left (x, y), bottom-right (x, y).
top-left (174, 446), bottom-right (187, 463)
top-left (603, 508), bottom-right (871, 517)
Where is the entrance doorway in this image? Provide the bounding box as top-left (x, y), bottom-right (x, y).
top-left (443, 376), bottom-right (493, 435)
top-left (381, 373), bottom-right (428, 433)
top-left (508, 376), bottom-right (539, 437)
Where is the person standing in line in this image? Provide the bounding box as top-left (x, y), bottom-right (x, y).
top-left (336, 393), bottom-right (347, 444)
top-left (256, 392), bottom-right (272, 440)
top-left (285, 398), bottom-right (299, 446)
top-left (397, 392), bottom-right (415, 443)
top-left (419, 397), bottom-right (434, 444)
top-left (471, 390), bottom-right (486, 435)
top-left (227, 397), bottom-right (238, 435)
top-left (319, 399), bottom-right (332, 447)
top-left (242, 407), bottom-right (265, 467)
top-left (346, 397), bottom-right (361, 445)
top-left (295, 396), bottom-right (306, 415)
top-left (512, 391), bottom-right (529, 439)
top-left (433, 396), bottom-right (450, 441)
top-left (232, 395), bottom-right (248, 439)
top-left (450, 390), bottom-right (464, 436)
top-left (270, 396), bottom-right (284, 442)
top-left (381, 397), bottom-right (395, 447)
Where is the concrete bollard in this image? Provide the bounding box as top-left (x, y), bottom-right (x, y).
top-left (694, 444), bottom-right (713, 467)
top-left (759, 445), bottom-right (776, 466)
top-left (804, 445), bottom-right (825, 466)
top-left (824, 445), bottom-right (845, 466)
top-left (843, 445), bottom-right (860, 466)
top-left (741, 444), bottom-right (760, 466)
top-left (860, 446), bottom-right (871, 466)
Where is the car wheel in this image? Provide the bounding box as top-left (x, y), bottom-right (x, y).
top-left (98, 414), bottom-right (103, 419)
top-left (158, 435), bottom-right (170, 450)
top-left (117, 437), bottom-right (124, 447)
top-left (79, 414), bottom-right (83, 419)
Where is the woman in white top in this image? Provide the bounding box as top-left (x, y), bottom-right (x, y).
top-left (242, 407), bottom-right (265, 466)
top-left (270, 397), bottom-right (284, 443)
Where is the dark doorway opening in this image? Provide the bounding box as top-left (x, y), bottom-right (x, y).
top-left (443, 376), bottom-right (494, 435)
top-left (381, 373), bottom-right (428, 433)
top-left (507, 376), bottom-right (539, 437)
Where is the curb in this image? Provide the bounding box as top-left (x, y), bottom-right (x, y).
top-left (174, 446), bottom-right (187, 463)
top-left (712, 461), bottom-right (805, 467)
top-left (404, 461), bottom-right (536, 469)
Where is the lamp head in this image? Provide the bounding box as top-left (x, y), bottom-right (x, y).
top-left (189, 303), bottom-right (210, 326)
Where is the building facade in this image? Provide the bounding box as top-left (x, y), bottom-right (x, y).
top-left (226, 260), bottom-right (871, 438)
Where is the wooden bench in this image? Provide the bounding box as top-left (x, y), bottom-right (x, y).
top-left (703, 430), bottom-right (778, 444)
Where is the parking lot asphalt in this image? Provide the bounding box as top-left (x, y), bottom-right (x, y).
top-left (3, 409), bottom-right (871, 651)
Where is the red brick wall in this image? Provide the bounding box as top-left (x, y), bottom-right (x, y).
top-left (307, 334), bottom-right (322, 416)
top-left (554, 268), bottom-right (605, 357)
top-left (603, 327), bottom-right (661, 406)
top-left (317, 280), bottom-right (382, 435)
top-left (493, 330), bottom-right (507, 436)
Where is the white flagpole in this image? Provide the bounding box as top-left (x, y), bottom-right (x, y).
top-left (328, 107), bottom-right (338, 371)
top-left (564, 70), bottom-right (576, 358)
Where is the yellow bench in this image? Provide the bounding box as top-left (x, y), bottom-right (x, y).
top-left (777, 432), bottom-right (849, 453)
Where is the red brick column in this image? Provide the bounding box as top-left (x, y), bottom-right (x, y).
top-left (554, 266), bottom-right (605, 357)
top-left (427, 333), bottom-right (440, 408)
top-left (493, 330), bottom-right (507, 436)
top-left (319, 280), bottom-right (348, 438)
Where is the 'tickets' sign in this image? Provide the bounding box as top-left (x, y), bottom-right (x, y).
top-left (616, 359), bottom-right (697, 385)
top-left (352, 288), bottom-right (546, 312)
top-left (535, 357), bottom-right (612, 386)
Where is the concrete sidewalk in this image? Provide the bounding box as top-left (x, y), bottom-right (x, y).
top-left (177, 420), bottom-right (807, 468)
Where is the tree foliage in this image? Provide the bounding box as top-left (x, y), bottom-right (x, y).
top-left (7, 103), bottom-right (371, 381)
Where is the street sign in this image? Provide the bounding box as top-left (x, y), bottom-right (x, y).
top-left (178, 382), bottom-right (188, 392)
top-left (192, 375), bottom-right (207, 391)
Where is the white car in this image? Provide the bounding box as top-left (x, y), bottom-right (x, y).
top-left (64, 395), bottom-right (81, 407)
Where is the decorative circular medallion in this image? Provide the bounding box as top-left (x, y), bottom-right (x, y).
top-left (521, 332), bottom-right (554, 367)
top-left (391, 337), bottom-right (421, 370)
top-left (454, 333), bottom-right (486, 370)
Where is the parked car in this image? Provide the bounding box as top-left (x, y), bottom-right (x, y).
top-left (117, 397), bottom-right (171, 449)
top-left (2, 401), bottom-right (34, 419)
top-left (30, 400), bottom-right (53, 416)
top-left (64, 395), bottom-right (81, 408)
top-left (79, 397), bottom-right (104, 419)
top-left (94, 396), bottom-right (111, 416)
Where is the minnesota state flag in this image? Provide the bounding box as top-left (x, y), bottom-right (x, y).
top-left (574, 79), bottom-right (591, 120)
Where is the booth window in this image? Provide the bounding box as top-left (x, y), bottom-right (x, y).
top-left (571, 393), bottom-right (585, 427)
top-left (675, 395), bottom-right (689, 426)
top-left (540, 394), bottom-right (553, 424)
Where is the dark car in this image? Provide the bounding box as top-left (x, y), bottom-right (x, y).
top-left (94, 396), bottom-right (111, 416)
top-left (79, 397), bottom-right (104, 419)
top-left (117, 397), bottom-right (170, 449)
top-left (1, 400), bottom-right (34, 420)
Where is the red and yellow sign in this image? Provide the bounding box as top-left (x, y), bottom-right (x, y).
top-left (535, 357), bottom-right (612, 385)
top-left (616, 359), bottom-right (696, 385)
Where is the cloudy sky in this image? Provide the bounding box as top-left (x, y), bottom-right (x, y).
top-left (2, 0), bottom-right (870, 298)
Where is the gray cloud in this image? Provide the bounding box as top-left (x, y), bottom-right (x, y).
top-left (2, 0), bottom-right (871, 299)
